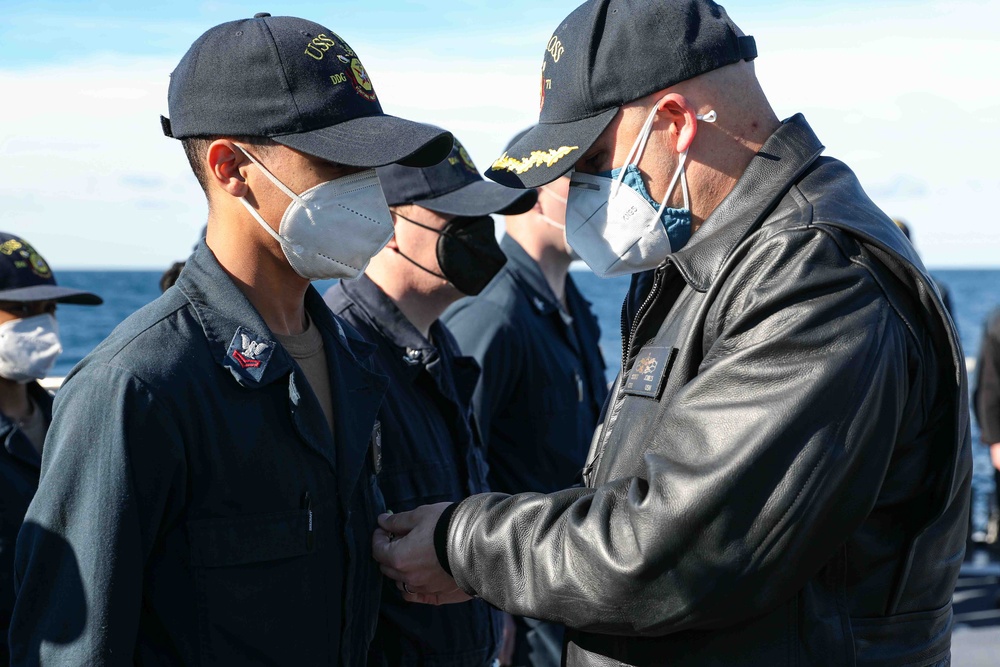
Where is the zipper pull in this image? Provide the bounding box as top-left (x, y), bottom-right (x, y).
top-left (302, 492), bottom-right (315, 551)
top-left (575, 371), bottom-right (584, 402)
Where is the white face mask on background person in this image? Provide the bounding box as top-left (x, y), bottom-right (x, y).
top-left (565, 102), bottom-right (716, 278)
top-left (237, 147), bottom-right (395, 281)
top-left (0, 314), bottom-right (62, 383)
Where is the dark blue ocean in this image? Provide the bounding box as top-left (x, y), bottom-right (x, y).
top-left (49, 269), bottom-right (1000, 531)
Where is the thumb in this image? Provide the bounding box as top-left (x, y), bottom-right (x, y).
top-left (378, 509), bottom-right (418, 535)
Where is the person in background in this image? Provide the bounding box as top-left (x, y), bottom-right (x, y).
top-left (442, 130), bottom-right (608, 667)
top-left (0, 233), bottom-right (102, 663)
top-left (159, 226), bottom-right (206, 292)
top-left (158, 261), bottom-right (185, 293)
top-left (324, 137), bottom-right (536, 667)
top-left (10, 14), bottom-right (452, 665)
top-left (973, 308), bottom-right (1000, 543)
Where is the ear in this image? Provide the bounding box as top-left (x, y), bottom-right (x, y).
top-left (207, 140), bottom-right (250, 198)
top-left (530, 189), bottom-right (545, 215)
top-left (655, 93), bottom-right (699, 154)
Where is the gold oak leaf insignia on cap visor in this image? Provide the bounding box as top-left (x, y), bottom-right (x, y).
top-left (491, 146), bottom-right (580, 174)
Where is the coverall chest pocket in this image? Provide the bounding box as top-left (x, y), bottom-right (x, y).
top-left (187, 507), bottom-right (331, 664)
top-left (378, 462), bottom-right (464, 513)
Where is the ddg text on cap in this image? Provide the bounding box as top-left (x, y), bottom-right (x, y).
top-left (162, 13), bottom-right (453, 169)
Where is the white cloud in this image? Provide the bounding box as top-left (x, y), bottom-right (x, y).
top-left (1, 1), bottom-right (998, 268)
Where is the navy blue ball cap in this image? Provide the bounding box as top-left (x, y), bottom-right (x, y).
top-left (378, 138), bottom-right (538, 217)
top-left (0, 234), bottom-right (101, 306)
top-left (486, 0), bottom-right (757, 189)
top-left (162, 13), bottom-right (453, 168)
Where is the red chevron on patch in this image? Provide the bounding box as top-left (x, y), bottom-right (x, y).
top-left (232, 349), bottom-right (262, 369)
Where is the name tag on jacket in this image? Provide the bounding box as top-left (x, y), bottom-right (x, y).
top-left (623, 346), bottom-right (675, 399)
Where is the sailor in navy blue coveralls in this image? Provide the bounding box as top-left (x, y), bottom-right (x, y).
top-left (443, 175), bottom-right (609, 667)
top-left (0, 232), bottom-right (103, 664)
top-left (9, 12), bottom-right (454, 664)
top-left (328, 136), bottom-right (537, 666)
top-left (11, 243), bottom-right (389, 664)
top-left (326, 275), bottom-right (501, 667)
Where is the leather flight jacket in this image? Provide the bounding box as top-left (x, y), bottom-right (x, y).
top-left (442, 115), bottom-right (972, 667)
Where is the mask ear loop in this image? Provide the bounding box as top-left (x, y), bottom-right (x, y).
top-left (654, 110), bottom-right (717, 218)
top-left (539, 185), bottom-right (568, 205)
top-left (236, 146), bottom-right (305, 205)
top-left (391, 212), bottom-right (451, 282)
top-left (612, 100), bottom-right (664, 196)
top-left (538, 185), bottom-right (568, 229)
top-left (233, 145), bottom-right (307, 254)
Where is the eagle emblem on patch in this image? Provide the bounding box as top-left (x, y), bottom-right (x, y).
top-left (225, 327), bottom-right (274, 382)
top-left (234, 333), bottom-right (270, 369)
top-left (635, 355), bottom-right (658, 375)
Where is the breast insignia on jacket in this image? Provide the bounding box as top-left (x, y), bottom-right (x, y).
top-left (370, 420), bottom-right (383, 474)
top-left (623, 346), bottom-right (675, 400)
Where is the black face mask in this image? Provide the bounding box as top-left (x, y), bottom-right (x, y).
top-left (394, 213), bottom-right (508, 296)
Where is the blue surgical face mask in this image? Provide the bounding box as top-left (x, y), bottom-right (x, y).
top-left (599, 164), bottom-right (693, 251)
top-left (565, 103), bottom-right (716, 278)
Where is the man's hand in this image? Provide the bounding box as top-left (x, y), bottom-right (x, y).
top-left (372, 502), bottom-right (472, 606)
top-left (991, 442), bottom-right (1000, 472)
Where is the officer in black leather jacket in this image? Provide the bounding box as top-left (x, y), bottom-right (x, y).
top-left (373, 2), bottom-right (971, 666)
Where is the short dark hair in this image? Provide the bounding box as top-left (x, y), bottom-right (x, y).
top-left (159, 261), bottom-right (186, 293)
top-left (181, 135), bottom-right (276, 195)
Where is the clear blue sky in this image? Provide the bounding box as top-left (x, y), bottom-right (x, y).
top-left (0, 0), bottom-right (919, 66)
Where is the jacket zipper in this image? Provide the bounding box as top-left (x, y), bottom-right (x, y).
top-left (302, 491), bottom-right (315, 551)
top-left (621, 267), bottom-right (666, 374)
top-left (584, 267), bottom-right (667, 485)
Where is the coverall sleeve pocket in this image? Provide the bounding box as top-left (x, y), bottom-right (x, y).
top-left (187, 508), bottom-right (312, 568)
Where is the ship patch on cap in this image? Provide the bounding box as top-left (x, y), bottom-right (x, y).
top-left (0, 239), bottom-right (52, 279)
top-left (540, 33), bottom-right (565, 112)
top-left (446, 143), bottom-right (477, 174)
top-left (347, 57), bottom-right (376, 101)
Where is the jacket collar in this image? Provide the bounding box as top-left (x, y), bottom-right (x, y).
top-left (176, 242), bottom-right (387, 512)
top-left (176, 242), bottom-right (291, 388)
top-left (176, 241), bottom-right (375, 389)
top-left (336, 274), bottom-right (442, 381)
top-left (1, 381), bottom-right (52, 469)
top-left (502, 235), bottom-right (591, 355)
top-left (670, 114), bottom-right (826, 292)
top-left (335, 275), bottom-right (480, 402)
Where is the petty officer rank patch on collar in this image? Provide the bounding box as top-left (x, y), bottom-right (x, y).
top-left (623, 346), bottom-right (676, 400)
top-left (225, 326), bottom-right (275, 383)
